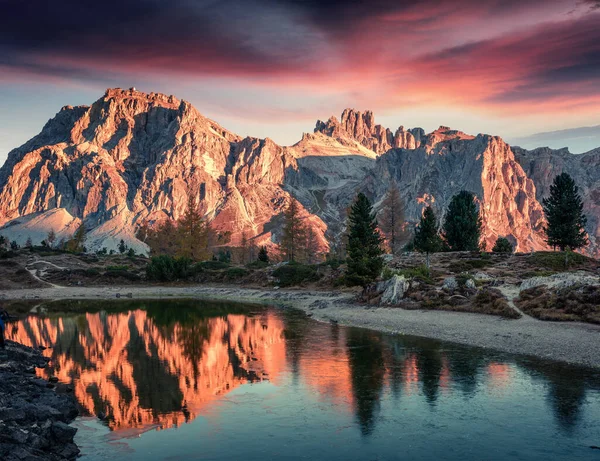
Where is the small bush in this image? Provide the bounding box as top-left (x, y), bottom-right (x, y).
top-left (529, 251), bottom-right (591, 271)
top-left (104, 269), bottom-right (140, 281)
top-left (247, 260), bottom-right (269, 269)
top-left (449, 258), bottom-right (490, 273)
top-left (199, 260), bottom-right (230, 270)
top-left (225, 267), bottom-right (249, 279)
top-left (272, 263), bottom-right (321, 287)
top-left (383, 264), bottom-right (432, 284)
top-left (106, 265), bottom-right (129, 271)
top-left (85, 268), bottom-right (101, 276)
top-left (456, 273), bottom-right (474, 287)
top-left (492, 237), bottom-right (513, 254)
top-left (146, 255), bottom-right (192, 282)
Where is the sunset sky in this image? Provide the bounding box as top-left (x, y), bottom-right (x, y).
top-left (1, 0), bottom-right (599, 161)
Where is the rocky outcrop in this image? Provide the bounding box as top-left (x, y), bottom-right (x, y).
top-left (514, 146), bottom-right (600, 256)
top-left (0, 341), bottom-right (79, 460)
top-left (315, 109), bottom-right (422, 154)
top-left (519, 271), bottom-right (600, 292)
top-left (361, 130), bottom-right (547, 252)
top-left (379, 275), bottom-right (409, 305)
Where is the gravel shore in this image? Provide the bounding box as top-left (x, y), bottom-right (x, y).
top-left (3, 285), bottom-right (600, 369)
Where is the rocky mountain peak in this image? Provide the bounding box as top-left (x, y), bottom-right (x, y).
top-left (315, 109), bottom-right (422, 154)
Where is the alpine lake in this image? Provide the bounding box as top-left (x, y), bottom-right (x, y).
top-left (8, 299), bottom-right (600, 460)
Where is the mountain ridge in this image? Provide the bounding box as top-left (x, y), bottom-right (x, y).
top-left (0, 88), bottom-right (597, 256)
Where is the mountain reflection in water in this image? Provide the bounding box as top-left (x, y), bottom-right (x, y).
top-left (7, 300), bottom-right (600, 447)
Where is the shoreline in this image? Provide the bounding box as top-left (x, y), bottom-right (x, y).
top-left (3, 284), bottom-right (600, 369)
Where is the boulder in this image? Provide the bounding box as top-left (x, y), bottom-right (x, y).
top-left (51, 422), bottom-right (77, 444)
top-left (380, 275), bottom-right (409, 305)
top-left (465, 279), bottom-right (476, 289)
top-left (443, 277), bottom-right (458, 291)
top-left (519, 271), bottom-right (600, 292)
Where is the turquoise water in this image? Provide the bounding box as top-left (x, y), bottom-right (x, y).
top-left (10, 300), bottom-right (600, 460)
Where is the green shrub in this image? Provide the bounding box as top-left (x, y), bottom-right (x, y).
top-left (106, 265), bottom-right (129, 271)
top-left (104, 269), bottom-right (141, 281)
top-left (85, 268), bottom-right (100, 276)
top-left (199, 260), bottom-right (230, 270)
top-left (492, 237), bottom-right (513, 254)
top-left (383, 264), bottom-right (432, 283)
top-left (247, 260), bottom-right (269, 269)
top-left (530, 251), bottom-right (590, 271)
top-left (225, 267), bottom-right (249, 279)
top-left (146, 255), bottom-right (192, 281)
top-left (272, 263), bottom-right (321, 287)
top-left (456, 273), bottom-right (474, 287)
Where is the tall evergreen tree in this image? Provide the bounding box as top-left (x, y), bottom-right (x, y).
top-left (46, 229), bottom-right (57, 249)
top-left (413, 206), bottom-right (441, 269)
top-left (345, 193), bottom-right (384, 287)
top-left (281, 199), bottom-right (307, 263)
top-left (379, 184), bottom-right (409, 255)
top-left (442, 191), bottom-right (482, 251)
top-left (176, 195), bottom-right (210, 260)
top-left (543, 173), bottom-right (588, 251)
top-left (258, 246), bottom-right (269, 264)
top-left (66, 223), bottom-right (86, 253)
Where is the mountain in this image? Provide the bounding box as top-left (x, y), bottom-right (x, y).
top-left (0, 88), bottom-right (597, 255)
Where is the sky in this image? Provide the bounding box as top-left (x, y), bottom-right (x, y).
top-left (1, 0), bottom-right (600, 163)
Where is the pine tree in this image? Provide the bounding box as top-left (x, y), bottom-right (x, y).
top-left (281, 199), bottom-right (307, 263)
top-left (118, 239), bottom-right (127, 254)
top-left (176, 195), bottom-right (210, 261)
top-left (258, 246), bottom-right (269, 264)
top-left (345, 193), bottom-right (384, 287)
top-left (413, 206), bottom-right (441, 269)
top-left (67, 224), bottom-right (86, 253)
top-left (442, 191), bottom-right (482, 251)
top-left (240, 231), bottom-right (249, 264)
top-left (305, 225), bottom-right (320, 264)
top-left (543, 173), bottom-right (588, 251)
top-left (379, 184), bottom-right (408, 255)
top-left (25, 236), bottom-right (33, 248)
top-left (46, 229), bottom-right (56, 249)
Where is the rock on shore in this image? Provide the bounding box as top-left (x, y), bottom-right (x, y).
top-left (0, 341), bottom-right (79, 460)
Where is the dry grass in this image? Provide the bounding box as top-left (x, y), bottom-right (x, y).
top-left (405, 286), bottom-right (520, 319)
top-left (516, 285), bottom-right (600, 324)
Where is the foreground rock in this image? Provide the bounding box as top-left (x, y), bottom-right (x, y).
top-left (519, 271), bottom-right (600, 292)
top-left (0, 341), bottom-right (79, 460)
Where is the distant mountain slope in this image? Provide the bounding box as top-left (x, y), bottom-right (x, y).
top-left (0, 88), bottom-right (597, 255)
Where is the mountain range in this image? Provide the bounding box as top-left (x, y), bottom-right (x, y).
top-left (0, 88), bottom-right (598, 256)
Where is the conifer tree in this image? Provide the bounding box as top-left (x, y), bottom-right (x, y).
top-left (240, 231), bottom-right (249, 264)
top-left (281, 199), bottom-right (307, 263)
top-left (345, 193), bottom-right (384, 287)
top-left (67, 224), bottom-right (86, 253)
top-left (379, 184), bottom-right (408, 255)
top-left (442, 191), bottom-right (482, 251)
top-left (258, 246), bottom-right (269, 264)
top-left (25, 236), bottom-right (33, 248)
top-left (543, 173), bottom-right (588, 251)
top-left (176, 195), bottom-right (210, 260)
top-left (46, 229), bottom-right (56, 249)
top-left (305, 225), bottom-right (320, 264)
top-left (118, 239), bottom-right (127, 254)
top-left (413, 206), bottom-right (441, 269)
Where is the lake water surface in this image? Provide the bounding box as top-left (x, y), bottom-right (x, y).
top-left (8, 299), bottom-right (600, 460)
